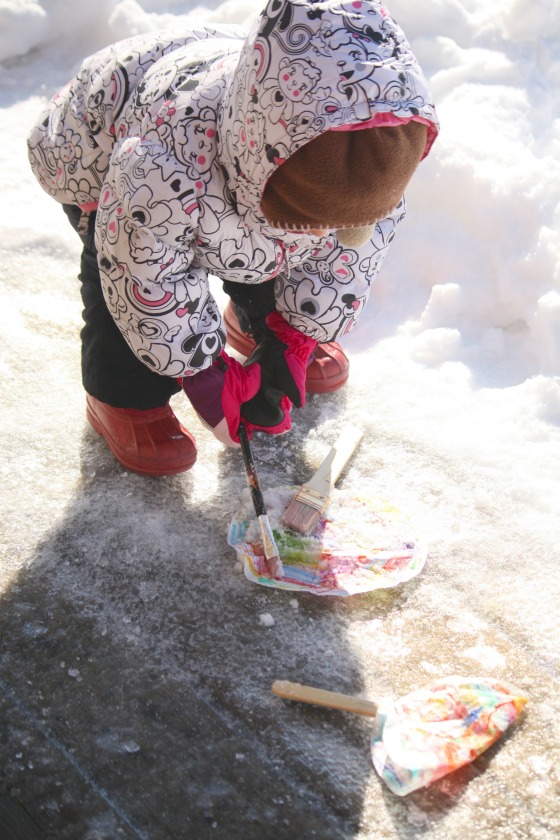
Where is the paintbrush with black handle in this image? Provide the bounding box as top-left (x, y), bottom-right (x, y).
top-left (238, 423), bottom-right (283, 579)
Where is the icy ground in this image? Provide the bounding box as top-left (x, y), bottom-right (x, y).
top-left (1, 0), bottom-right (560, 838)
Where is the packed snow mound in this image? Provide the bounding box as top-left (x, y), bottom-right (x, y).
top-left (0, 0), bottom-right (254, 63)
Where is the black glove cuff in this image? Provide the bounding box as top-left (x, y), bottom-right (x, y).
top-left (245, 335), bottom-right (303, 408)
top-left (241, 388), bottom-right (286, 427)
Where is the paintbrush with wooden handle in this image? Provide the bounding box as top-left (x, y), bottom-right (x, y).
top-left (282, 426), bottom-right (363, 535)
top-left (272, 679), bottom-right (378, 717)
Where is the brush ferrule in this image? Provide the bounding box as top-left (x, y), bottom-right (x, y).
top-left (258, 514), bottom-right (283, 578)
top-left (293, 486), bottom-right (328, 513)
top-left (259, 514), bottom-right (278, 558)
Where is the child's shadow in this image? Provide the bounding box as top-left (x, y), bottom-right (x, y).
top-left (0, 420), bottom-right (374, 838)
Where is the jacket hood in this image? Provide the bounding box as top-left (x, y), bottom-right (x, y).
top-left (217, 0), bottom-right (439, 225)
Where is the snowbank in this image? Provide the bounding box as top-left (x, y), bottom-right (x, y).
top-left (0, 0), bottom-right (254, 63)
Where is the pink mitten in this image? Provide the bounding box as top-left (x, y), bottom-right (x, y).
top-left (182, 351), bottom-right (293, 446)
top-left (264, 311), bottom-right (318, 408)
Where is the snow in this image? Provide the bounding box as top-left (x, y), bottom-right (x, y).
top-left (259, 612), bottom-right (276, 627)
top-left (1, 1), bottom-right (559, 838)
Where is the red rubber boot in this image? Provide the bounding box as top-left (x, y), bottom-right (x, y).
top-left (222, 301), bottom-right (349, 393)
top-left (86, 395), bottom-right (197, 476)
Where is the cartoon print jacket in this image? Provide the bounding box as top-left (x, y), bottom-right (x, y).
top-left (28, 0), bottom-right (439, 378)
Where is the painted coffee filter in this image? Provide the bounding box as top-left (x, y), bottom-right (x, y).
top-left (228, 486), bottom-right (427, 594)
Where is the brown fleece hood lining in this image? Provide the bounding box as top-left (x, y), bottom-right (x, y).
top-left (261, 121), bottom-right (428, 230)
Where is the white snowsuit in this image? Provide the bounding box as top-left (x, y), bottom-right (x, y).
top-left (28, 0), bottom-right (438, 378)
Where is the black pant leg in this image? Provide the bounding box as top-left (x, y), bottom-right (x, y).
top-left (63, 205), bottom-right (181, 410)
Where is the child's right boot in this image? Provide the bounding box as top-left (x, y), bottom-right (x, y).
top-left (223, 301), bottom-right (349, 393)
top-left (86, 395), bottom-right (197, 476)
